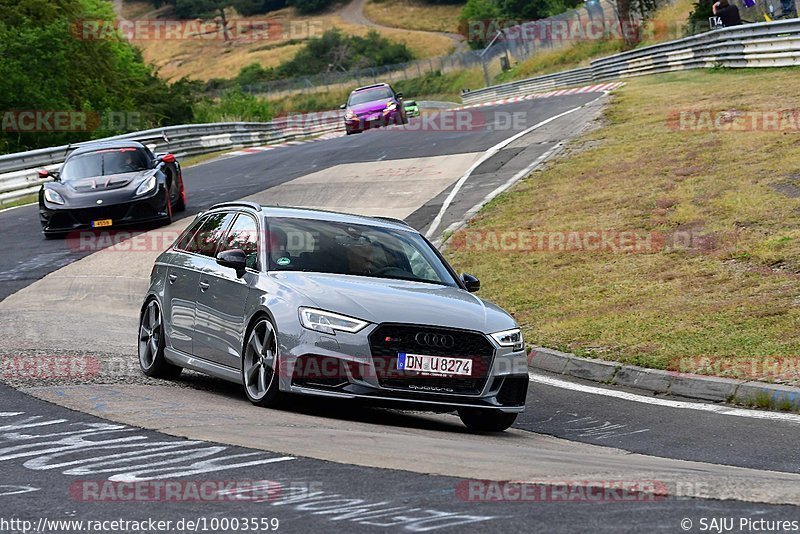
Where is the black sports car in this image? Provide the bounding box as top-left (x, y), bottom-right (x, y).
top-left (38, 140), bottom-right (186, 237)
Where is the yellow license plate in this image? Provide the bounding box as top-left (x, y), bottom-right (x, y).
top-left (92, 219), bottom-right (113, 228)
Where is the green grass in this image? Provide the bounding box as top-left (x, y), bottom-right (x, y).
top-left (444, 68), bottom-right (800, 385)
top-left (0, 193), bottom-right (37, 209)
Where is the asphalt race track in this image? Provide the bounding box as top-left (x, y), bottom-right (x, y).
top-left (1, 93), bottom-right (799, 533)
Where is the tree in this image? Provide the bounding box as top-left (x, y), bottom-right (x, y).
top-left (0, 0), bottom-right (197, 153)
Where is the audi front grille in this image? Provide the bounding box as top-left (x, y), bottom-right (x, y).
top-left (367, 324), bottom-right (495, 395)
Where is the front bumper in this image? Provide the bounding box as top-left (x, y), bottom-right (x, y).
top-left (281, 324), bottom-right (529, 413)
top-left (39, 187), bottom-right (170, 235)
top-left (344, 110), bottom-right (403, 133)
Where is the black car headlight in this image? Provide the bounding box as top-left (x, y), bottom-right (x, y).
top-left (43, 189), bottom-right (65, 205)
top-left (299, 307), bottom-right (368, 336)
top-left (135, 175), bottom-right (157, 196)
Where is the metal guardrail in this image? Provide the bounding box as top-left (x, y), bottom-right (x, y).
top-left (461, 18), bottom-right (800, 105)
top-left (0, 113), bottom-right (343, 206)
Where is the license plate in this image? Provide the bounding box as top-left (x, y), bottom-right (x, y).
top-left (397, 353), bottom-right (472, 376)
top-left (92, 219), bottom-right (112, 228)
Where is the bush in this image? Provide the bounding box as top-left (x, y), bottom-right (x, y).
top-left (288, 0), bottom-right (336, 14)
top-left (193, 89), bottom-right (275, 122)
top-left (277, 29), bottom-right (414, 77)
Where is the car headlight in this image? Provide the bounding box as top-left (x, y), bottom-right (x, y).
top-left (345, 110), bottom-right (356, 120)
top-left (135, 174), bottom-right (157, 196)
top-left (491, 328), bottom-right (523, 350)
top-left (299, 307), bottom-right (368, 335)
top-left (43, 188), bottom-right (65, 205)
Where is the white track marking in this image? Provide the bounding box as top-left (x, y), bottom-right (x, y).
top-left (425, 96), bottom-right (604, 240)
top-left (529, 372), bottom-right (800, 424)
top-left (436, 141), bottom-right (567, 244)
top-left (0, 202), bottom-right (36, 214)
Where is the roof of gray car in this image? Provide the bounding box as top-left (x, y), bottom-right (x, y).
top-left (261, 206), bottom-right (414, 231)
top-left (206, 202), bottom-right (414, 232)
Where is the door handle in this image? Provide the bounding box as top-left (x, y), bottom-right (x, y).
top-left (168, 274), bottom-right (177, 284)
top-left (199, 281), bottom-right (210, 292)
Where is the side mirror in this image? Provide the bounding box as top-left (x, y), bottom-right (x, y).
top-left (217, 249), bottom-right (247, 277)
top-left (162, 153), bottom-right (176, 164)
top-left (339, 104), bottom-right (347, 109)
top-left (461, 273), bottom-right (480, 293)
top-left (396, 92), bottom-right (403, 98)
top-left (38, 169), bottom-right (59, 181)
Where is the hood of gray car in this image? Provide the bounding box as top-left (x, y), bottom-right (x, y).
top-left (271, 272), bottom-right (517, 333)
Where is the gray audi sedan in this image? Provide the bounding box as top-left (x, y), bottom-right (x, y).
top-left (139, 202), bottom-right (529, 431)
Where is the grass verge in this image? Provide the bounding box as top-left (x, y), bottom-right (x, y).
top-left (445, 68), bottom-right (800, 385)
top-left (363, 0), bottom-right (462, 33)
top-left (0, 193), bottom-right (37, 210)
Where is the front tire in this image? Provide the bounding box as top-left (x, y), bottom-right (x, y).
top-left (458, 408), bottom-right (518, 433)
top-left (139, 299), bottom-right (182, 379)
top-left (161, 188), bottom-right (173, 226)
top-left (242, 317), bottom-right (282, 407)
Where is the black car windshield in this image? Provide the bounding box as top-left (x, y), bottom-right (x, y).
top-left (61, 148), bottom-right (150, 181)
top-left (348, 88), bottom-right (393, 106)
top-left (266, 217), bottom-right (458, 286)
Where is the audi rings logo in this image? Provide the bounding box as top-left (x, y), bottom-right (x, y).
top-left (415, 332), bottom-right (455, 348)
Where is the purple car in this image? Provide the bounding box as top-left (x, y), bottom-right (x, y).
top-left (341, 83), bottom-right (408, 135)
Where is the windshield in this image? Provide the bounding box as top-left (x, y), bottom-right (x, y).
top-left (61, 148), bottom-right (150, 181)
top-left (266, 217), bottom-right (458, 286)
top-left (348, 88), bottom-right (394, 106)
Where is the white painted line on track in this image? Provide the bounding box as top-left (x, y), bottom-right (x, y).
top-left (529, 372), bottom-right (800, 424)
top-left (437, 141), bottom-right (567, 244)
top-left (0, 202), bottom-right (36, 214)
top-left (425, 95), bottom-right (605, 240)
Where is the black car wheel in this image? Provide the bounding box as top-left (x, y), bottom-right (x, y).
top-left (458, 408), bottom-right (518, 433)
top-left (138, 299), bottom-right (182, 379)
top-left (162, 188), bottom-right (173, 226)
top-left (242, 317), bottom-right (282, 407)
top-left (174, 177), bottom-right (186, 212)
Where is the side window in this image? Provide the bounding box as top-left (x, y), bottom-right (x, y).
top-left (221, 214), bottom-right (260, 270)
top-left (185, 212), bottom-right (235, 257)
top-left (174, 216), bottom-right (206, 251)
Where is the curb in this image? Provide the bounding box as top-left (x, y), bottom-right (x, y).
top-left (528, 347), bottom-right (800, 411)
top-left (457, 82), bottom-right (626, 110)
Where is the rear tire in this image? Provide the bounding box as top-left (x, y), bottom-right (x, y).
top-left (174, 180), bottom-right (186, 212)
top-left (458, 408), bottom-right (518, 433)
top-left (138, 299), bottom-right (182, 379)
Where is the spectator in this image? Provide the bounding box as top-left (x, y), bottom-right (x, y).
top-left (713, 0), bottom-right (743, 26)
top-left (780, 0), bottom-right (796, 17)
